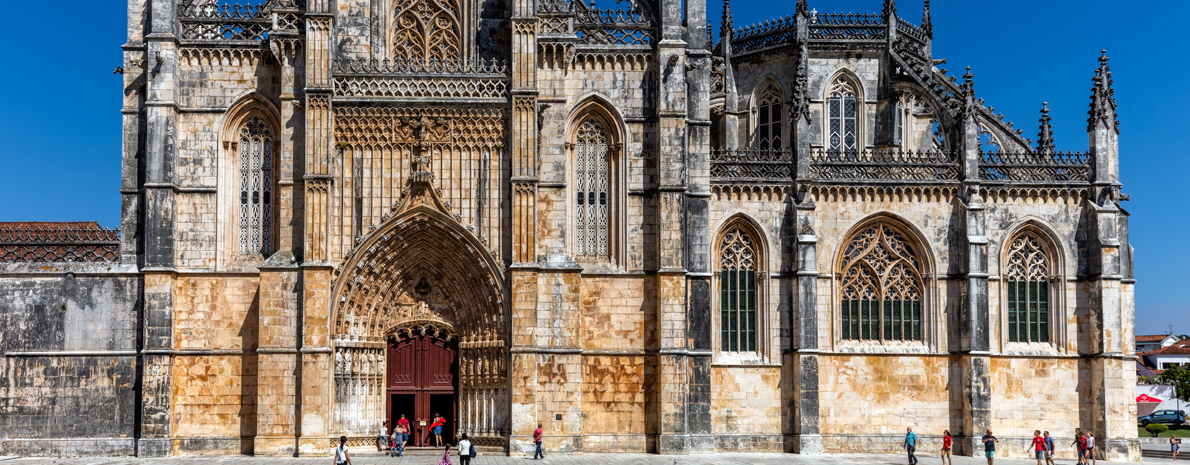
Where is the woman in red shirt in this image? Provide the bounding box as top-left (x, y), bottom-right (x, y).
top-left (941, 430), bottom-right (952, 465)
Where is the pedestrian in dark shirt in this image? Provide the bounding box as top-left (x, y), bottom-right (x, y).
top-left (1072, 428), bottom-right (1085, 465)
top-left (982, 429), bottom-right (999, 465)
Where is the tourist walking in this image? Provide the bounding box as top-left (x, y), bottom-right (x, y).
top-left (904, 427), bottom-right (918, 465)
top-left (334, 436), bottom-right (352, 465)
top-left (430, 413), bottom-right (447, 447)
top-left (378, 420), bottom-right (389, 451)
top-left (1172, 434), bottom-right (1181, 461)
top-left (1027, 430), bottom-right (1045, 465)
top-left (533, 422), bottom-right (545, 460)
top-left (392, 419), bottom-right (407, 457)
top-left (458, 434), bottom-right (473, 465)
top-left (940, 430), bottom-right (952, 465)
top-left (1086, 432), bottom-right (1097, 465)
top-left (1072, 428), bottom-right (1086, 465)
top-left (397, 414), bottom-right (411, 452)
top-left (1043, 431), bottom-right (1055, 465)
top-left (438, 443), bottom-right (453, 465)
top-left (981, 429), bottom-right (998, 465)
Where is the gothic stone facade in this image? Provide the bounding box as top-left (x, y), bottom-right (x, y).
top-left (0, 0), bottom-right (1139, 461)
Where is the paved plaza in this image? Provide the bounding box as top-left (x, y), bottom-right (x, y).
top-left (0, 451), bottom-right (1171, 465)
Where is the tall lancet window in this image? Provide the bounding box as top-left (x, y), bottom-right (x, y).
top-left (828, 77), bottom-right (859, 152)
top-left (575, 118), bottom-right (610, 257)
top-left (720, 225), bottom-right (758, 352)
top-left (839, 223), bottom-right (924, 342)
top-left (756, 82), bottom-right (783, 150)
top-left (1006, 233), bottom-right (1050, 343)
top-left (238, 116), bottom-right (273, 255)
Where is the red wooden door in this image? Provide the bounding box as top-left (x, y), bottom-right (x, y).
top-left (386, 334), bottom-right (456, 447)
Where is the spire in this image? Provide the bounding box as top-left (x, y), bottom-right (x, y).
top-left (721, 0), bottom-right (733, 40)
top-left (922, 0), bottom-right (932, 37)
top-left (1037, 102), bottom-right (1055, 154)
top-left (1088, 49), bottom-right (1119, 134)
top-left (796, 0), bottom-right (809, 17)
top-left (962, 66), bottom-right (975, 97)
top-left (883, 0), bottom-right (896, 21)
top-left (706, 20), bottom-right (714, 50)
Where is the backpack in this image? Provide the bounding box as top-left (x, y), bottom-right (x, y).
top-left (469, 443), bottom-right (477, 458)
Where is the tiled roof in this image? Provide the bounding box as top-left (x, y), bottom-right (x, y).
top-left (1138, 335), bottom-right (1171, 342)
top-left (0, 222), bottom-right (120, 263)
top-left (1145, 340), bottom-right (1190, 356)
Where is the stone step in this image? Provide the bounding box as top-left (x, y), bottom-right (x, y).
top-left (353, 447), bottom-right (504, 457)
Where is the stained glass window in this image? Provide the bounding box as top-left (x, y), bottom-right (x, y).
top-left (1005, 233), bottom-right (1050, 343)
top-left (720, 225), bottom-right (758, 352)
top-left (756, 83), bottom-right (782, 150)
top-left (575, 118), bottom-right (610, 257)
top-left (238, 115), bottom-right (273, 256)
top-left (839, 223), bottom-right (924, 342)
top-left (828, 77), bottom-right (859, 152)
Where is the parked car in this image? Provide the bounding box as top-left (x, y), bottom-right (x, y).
top-left (1140, 409), bottom-right (1187, 426)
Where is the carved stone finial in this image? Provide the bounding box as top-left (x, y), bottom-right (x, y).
top-left (883, 0), bottom-right (896, 21)
top-left (1088, 49), bottom-right (1119, 134)
top-left (962, 66), bottom-right (975, 97)
top-left (1037, 102), bottom-right (1055, 154)
top-left (721, 0), bottom-right (733, 40)
top-left (796, 0), bottom-right (809, 17)
top-left (922, 0), bottom-right (932, 37)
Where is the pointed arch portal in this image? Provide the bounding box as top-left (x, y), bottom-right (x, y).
top-left (330, 179), bottom-right (508, 447)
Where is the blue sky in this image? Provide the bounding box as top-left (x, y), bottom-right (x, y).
top-left (0, 0), bottom-right (1185, 335)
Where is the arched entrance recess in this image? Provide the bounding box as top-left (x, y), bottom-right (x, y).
top-left (330, 176), bottom-right (508, 448)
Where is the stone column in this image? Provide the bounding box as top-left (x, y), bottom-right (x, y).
top-left (957, 82), bottom-right (991, 456)
top-left (683, 0), bottom-right (713, 452)
top-left (298, 5), bottom-right (335, 454)
top-left (792, 195), bottom-right (821, 454)
top-left (655, 0), bottom-right (692, 453)
top-left (137, 0), bottom-right (179, 456)
top-left (256, 257), bottom-right (302, 456)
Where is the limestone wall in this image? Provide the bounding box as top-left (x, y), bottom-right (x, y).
top-left (0, 270), bottom-right (141, 456)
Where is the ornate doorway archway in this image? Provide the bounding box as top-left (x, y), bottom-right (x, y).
top-left (330, 177), bottom-right (508, 448)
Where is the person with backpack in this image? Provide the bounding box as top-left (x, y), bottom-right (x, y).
top-left (1043, 431), bottom-right (1055, 465)
top-left (333, 436), bottom-right (352, 465)
top-left (458, 433), bottom-right (474, 465)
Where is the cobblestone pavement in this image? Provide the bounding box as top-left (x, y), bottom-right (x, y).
top-left (0, 452), bottom-right (1164, 465)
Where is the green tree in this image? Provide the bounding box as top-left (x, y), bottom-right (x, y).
top-left (1159, 365), bottom-right (1190, 404)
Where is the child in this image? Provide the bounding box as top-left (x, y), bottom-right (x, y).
top-left (378, 420), bottom-right (389, 451)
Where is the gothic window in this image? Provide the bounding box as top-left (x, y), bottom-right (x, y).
top-left (891, 98), bottom-right (904, 147)
top-left (756, 82), bottom-right (783, 150)
top-left (720, 225), bottom-right (758, 352)
top-left (839, 223), bottom-right (924, 342)
top-left (392, 0), bottom-right (462, 63)
top-left (574, 118), bottom-right (610, 257)
top-left (1005, 233), bottom-right (1050, 343)
top-left (828, 76), bottom-right (859, 152)
top-left (238, 116), bottom-right (273, 255)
